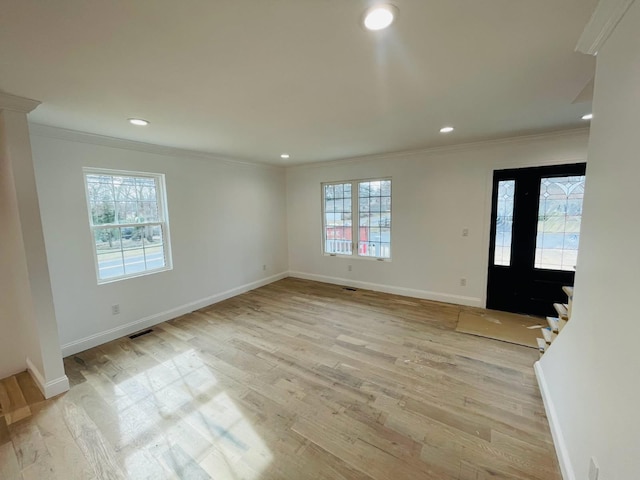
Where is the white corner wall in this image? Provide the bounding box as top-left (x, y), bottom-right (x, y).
top-left (537, 2), bottom-right (640, 479)
top-left (287, 131), bottom-right (589, 306)
top-left (30, 128), bottom-right (289, 356)
top-left (0, 114), bottom-right (32, 378)
top-left (1, 106), bottom-right (68, 396)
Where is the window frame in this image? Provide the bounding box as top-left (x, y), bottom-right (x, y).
top-left (321, 177), bottom-right (392, 261)
top-left (83, 167), bottom-right (173, 284)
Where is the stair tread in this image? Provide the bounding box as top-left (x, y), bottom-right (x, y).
top-left (553, 303), bottom-right (569, 320)
top-left (541, 327), bottom-right (556, 344)
top-left (559, 317), bottom-right (567, 331)
top-left (562, 285), bottom-right (574, 298)
top-left (546, 316), bottom-right (559, 333)
top-left (536, 338), bottom-right (546, 352)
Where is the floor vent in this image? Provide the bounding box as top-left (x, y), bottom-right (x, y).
top-left (129, 329), bottom-right (153, 339)
top-left (343, 287), bottom-right (357, 291)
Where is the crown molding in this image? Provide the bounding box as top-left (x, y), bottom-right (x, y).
top-left (28, 123), bottom-right (283, 170)
top-left (0, 92), bottom-right (41, 113)
top-left (288, 128), bottom-right (590, 170)
top-left (28, 123), bottom-right (589, 172)
top-left (576, 0), bottom-right (636, 55)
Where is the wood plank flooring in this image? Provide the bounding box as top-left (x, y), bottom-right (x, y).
top-left (0, 278), bottom-right (561, 479)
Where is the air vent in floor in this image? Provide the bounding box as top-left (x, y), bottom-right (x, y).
top-left (129, 329), bottom-right (153, 339)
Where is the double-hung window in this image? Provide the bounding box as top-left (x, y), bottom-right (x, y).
top-left (83, 168), bottom-right (172, 283)
top-left (322, 178), bottom-right (391, 259)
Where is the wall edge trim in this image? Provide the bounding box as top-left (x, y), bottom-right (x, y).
top-left (534, 361), bottom-right (575, 480)
top-left (288, 271), bottom-right (482, 307)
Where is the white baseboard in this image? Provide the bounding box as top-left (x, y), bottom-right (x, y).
top-left (288, 271), bottom-right (482, 307)
top-left (534, 361), bottom-right (574, 480)
top-left (26, 357), bottom-right (70, 399)
top-left (61, 272), bottom-right (289, 357)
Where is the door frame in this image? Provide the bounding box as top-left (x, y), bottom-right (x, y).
top-left (479, 156), bottom-right (587, 309)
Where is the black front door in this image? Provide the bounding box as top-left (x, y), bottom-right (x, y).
top-left (487, 163), bottom-right (586, 316)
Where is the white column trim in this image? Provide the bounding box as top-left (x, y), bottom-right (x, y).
top-left (26, 357), bottom-right (70, 399)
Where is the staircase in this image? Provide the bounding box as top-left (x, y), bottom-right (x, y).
top-left (537, 285), bottom-right (573, 357)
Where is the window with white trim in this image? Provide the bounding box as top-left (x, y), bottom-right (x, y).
top-left (322, 178), bottom-right (391, 259)
top-left (83, 168), bottom-right (172, 283)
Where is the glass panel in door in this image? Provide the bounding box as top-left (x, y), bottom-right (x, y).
top-left (535, 175), bottom-right (586, 271)
top-left (494, 180), bottom-right (515, 266)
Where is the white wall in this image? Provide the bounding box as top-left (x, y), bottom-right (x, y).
top-left (538, 2), bottom-right (640, 479)
top-left (30, 127), bottom-right (289, 355)
top-left (287, 131), bottom-right (589, 306)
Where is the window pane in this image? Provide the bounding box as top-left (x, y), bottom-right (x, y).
top-left (323, 183), bottom-right (352, 255)
top-left (143, 226), bottom-right (167, 271)
top-left (535, 175), bottom-right (585, 271)
top-left (494, 180), bottom-right (515, 266)
top-left (95, 228), bottom-right (124, 280)
top-left (135, 177), bottom-right (157, 201)
top-left (95, 227), bottom-right (121, 253)
top-left (123, 247), bottom-right (146, 275)
top-left (381, 180), bottom-right (391, 196)
top-left (369, 197), bottom-right (381, 214)
top-left (359, 198), bottom-right (369, 213)
top-left (139, 201), bottom-right (159, 222)
top-left (91, 202), bottom-right (116, 225)
top-left (120, 201), bottom-right (138, 224)
top-left (358, 179), bottom-right (391, 258)
top-left (97, 252), bottom-right (124, 280)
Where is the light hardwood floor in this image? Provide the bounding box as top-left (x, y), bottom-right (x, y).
top-left (0, 278), bottom-right (560, 480)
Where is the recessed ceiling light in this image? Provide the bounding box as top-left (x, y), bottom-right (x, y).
top-left (363, 4), bottom-right (397, 31)
top-left (581, 113), bottom-right (593, 121)
top-left (280, 153), bottom-right (290, 159)
top-left (128, 118), bottom-right (149, 126)
top-left (440, 126), bottom-right (455, 133)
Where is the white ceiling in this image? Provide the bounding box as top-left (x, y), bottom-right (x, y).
top-left (0, 0), bottom-right (597, 165)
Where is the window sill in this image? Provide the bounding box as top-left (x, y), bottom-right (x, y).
top-left (324, 253), bottom-right (391, 262)
top-left (97, 266), bottom-right (173, 285)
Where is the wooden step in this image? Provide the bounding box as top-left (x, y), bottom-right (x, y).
top-left (559, 317), bottom-right (567, 332)
top-left (562, 285), bottom-right (574, 298)
top-left (541, 327), bottom-right (556, 344)
top-left (546, 316), bottom-right (559, 333)
top-left (536, 338), bottom-right (547, 355)
top-left (553, 303), bottom-right (569, 321)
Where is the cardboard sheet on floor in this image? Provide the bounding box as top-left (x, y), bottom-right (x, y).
top-left (455, 309), bottom-right (542, 348)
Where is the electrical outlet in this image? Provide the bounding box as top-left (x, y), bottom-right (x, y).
top-left (462, 228), bottom-right (469, 237)
top-left (589, 457), bottom-right (599, 480)
top-left (262, 264), bottom-right (267, 271)
top-left (111, 304), bottom-right (120, 315)
top-left (348, 265), bottom-right (352, 272)
top-left (460, 278), bottom-right (467, 287)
